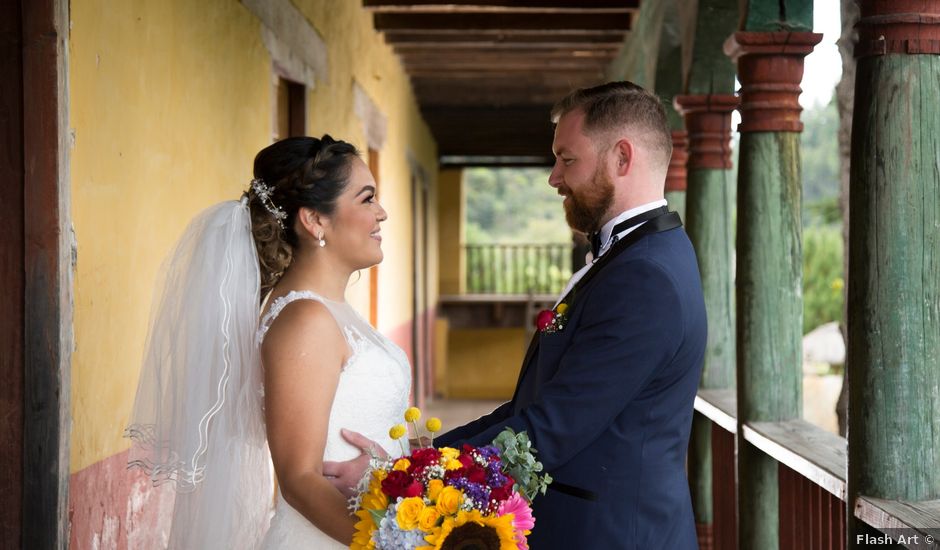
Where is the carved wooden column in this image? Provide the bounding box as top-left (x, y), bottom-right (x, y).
top-left (848, 0), bottom-right (940, 544)
top-left (674, 93), bottom-right (739, 550)
top-left (726, 30), bottom-right (821, 549)
top-left (664, 130), bottom-right (689, 218)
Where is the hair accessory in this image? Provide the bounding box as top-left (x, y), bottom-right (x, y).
top-left (250, 177), bottom-right (287, 229)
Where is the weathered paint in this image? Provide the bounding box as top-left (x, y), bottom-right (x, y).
top-left (687, 168), bottom-right (736, 390)
top-left (741, 0), bottom-right (813, 32)
top-left (847, 52), bottom-right (940, 502)
top-left (68, 450), bottom-right (175, 550)
top-left (736, 131), bottom-right (804, 548)
top-left (683, 0), bottom-right (738, 95)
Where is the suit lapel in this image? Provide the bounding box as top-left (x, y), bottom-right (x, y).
top-left (509, 211), bottom-right (683, 403)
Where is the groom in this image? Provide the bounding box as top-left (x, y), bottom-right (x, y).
top-left (328, 81), bottom-right (707, 549)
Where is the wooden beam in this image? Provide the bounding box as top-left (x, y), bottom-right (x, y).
top-left (403, 60), bottom-right (609, 72)
top-left (0, 0), bottom-right (24, 546)
top-left (393, 43), bottom-right (622, 51)
top-left (373, 12), bottom-right (632, 32)
top-left (382, 30), bottom-right (627, 44)
top-left (364, 0), bottom-right (638, 11)
top-left (22, 0), bottom-right (70, 547)
top-left (399, 50), bottom-right (617, 62)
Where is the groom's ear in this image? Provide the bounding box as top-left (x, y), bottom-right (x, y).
top-left (612, 138), bottom-right (634, 177)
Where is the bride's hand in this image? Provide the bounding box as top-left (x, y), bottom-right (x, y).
top-left (322, 429), bottom-right (385, 499)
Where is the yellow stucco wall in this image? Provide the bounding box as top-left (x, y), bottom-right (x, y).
top-left (69, 0), bottom-right (437, 473)
top-left (443, 329), bottom-right (527, 399)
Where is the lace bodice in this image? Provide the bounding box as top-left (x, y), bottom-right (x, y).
top-left (258, 290), bottom-right (411, 549)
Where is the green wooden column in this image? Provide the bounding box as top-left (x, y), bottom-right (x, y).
top-left (674, 1), bottom-right (739, 545)
top-left (848, 1), bottom-right (940, 544)
top-left (727, 28), bottom-right (820, 548)
top-left (675, 93), bottom-right (739, 541)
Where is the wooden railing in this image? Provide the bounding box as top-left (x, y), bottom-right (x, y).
top-left (693, 391), bottom-right (940, 549)
top-left (465, 243), bottom-right (572, 295)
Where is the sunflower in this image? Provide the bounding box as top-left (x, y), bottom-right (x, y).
top-left (422, 510), bottom-right (517, 550)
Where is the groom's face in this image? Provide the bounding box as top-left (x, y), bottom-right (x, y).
top-left (549, 109), bottom-right (615, 234)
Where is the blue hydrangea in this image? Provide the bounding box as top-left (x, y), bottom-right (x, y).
top-left (373, 501), bottom-right (428, 549)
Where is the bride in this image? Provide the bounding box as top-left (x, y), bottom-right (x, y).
top-left (125, 136), bottom-right (410, 549)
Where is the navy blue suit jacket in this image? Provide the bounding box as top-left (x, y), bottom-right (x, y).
top-left (436, 219), bottom-right (706, 550)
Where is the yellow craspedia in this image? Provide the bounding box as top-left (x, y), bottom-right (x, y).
top-left (404, 407), bottom-right (422, 423)
top-left (435, 486), bottom-right (462, 515)
top-left (425, 417), bottom-right (442, 433)
top-left (396, 496), bottom-right (425, 530)
top-left (393, 458), bottom-right (411, 471)
top-left (427, 479), bottom-right (444, 501)
top-left (389, 424), bottom-right (407, 440)
top-left (555, 303), bottom-right (569, 315)
top-left (418, 505), bottom-right (442, 532)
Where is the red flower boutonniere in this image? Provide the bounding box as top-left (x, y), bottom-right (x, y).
top-left (535, 302), bottom-right (569, 334)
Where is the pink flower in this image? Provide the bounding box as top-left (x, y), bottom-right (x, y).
top-left (535, 309), bottom-right (555, 331)
top-left (498, 492), bottom-right (535, 548)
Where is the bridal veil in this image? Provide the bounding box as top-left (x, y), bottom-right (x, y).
top-left (125, 198), bottom-right (273, 549)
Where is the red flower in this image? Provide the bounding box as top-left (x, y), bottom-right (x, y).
top-left (404, 479), bottom-right (424, 498)
top-left (458, 453), bottom-right (475, 469)
top-left (490, 483), bottom-right (513, 502)
top-left (535, 309), bottom-right (555, 331)
top-left (408, 447), bottom-right (442, 473)
top-left (382, 470), bottom-right (417, 500)
top-left (465, 464), bottom-right (487, 484)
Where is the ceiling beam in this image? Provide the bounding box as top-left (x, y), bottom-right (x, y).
top-left (373, 12), bottom-right (632, 32)
top-left (381, 31), bottom-right (627, 44)
top-left (364, 0), bottom-right (638, 11)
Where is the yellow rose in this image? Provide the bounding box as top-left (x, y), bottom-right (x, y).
top-left (444, 458), bottom-right (462, 471)
top-left (396, 496), bottom-right (425, 530)
top-left (425, 417), bottom-right (442, 433)
top-left (389, 424), bottom-right (407, 440)
top-left (393, 458), bottom-right (411, 471)
top-left (418, 506), bottom-right (442, 531)
top-left (439, 447), bottom-right (459, 460)
top-left (556, 303), bottom-right (569, 315)
top-left (435, 486), bottom-right (462, 515)
top-left (427, 479), bottom-right (444, 501)
top-left (404, 407), bottom-right (422, 423)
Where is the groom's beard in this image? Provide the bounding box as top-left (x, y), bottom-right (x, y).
top-left (561, 164), bottom-right (615, 234)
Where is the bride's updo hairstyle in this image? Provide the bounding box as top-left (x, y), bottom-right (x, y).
top-left (246, 135), bottom-right (359, 295)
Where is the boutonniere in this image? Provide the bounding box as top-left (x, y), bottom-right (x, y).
top-left (535, 302), bottom-right (569, 334)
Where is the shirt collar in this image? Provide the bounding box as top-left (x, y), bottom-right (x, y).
top-left (596, 199), bottom-right (668, 257)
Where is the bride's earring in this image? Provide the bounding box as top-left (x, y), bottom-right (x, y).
top-left (318, 231), bottom-right (326, 248)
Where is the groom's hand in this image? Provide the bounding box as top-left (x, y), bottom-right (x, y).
top-left (322, 429), bottom-right (385, 499)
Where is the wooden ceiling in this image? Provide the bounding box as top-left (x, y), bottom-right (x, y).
top-left (363, 0), bottom-right (639, 165)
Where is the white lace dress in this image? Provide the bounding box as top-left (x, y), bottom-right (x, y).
top-left (258, 290), bottom-right (411, 549)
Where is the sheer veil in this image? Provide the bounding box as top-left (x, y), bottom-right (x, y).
top-left (125, 198), bottom-right (273, 549)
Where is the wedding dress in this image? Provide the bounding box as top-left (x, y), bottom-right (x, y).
top-left (258, 290), bottom-right (412, 549)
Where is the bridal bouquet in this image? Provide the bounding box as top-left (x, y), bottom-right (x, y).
top-left (350, 408), bottom-right (551, 550)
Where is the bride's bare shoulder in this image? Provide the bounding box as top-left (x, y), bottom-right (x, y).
top-left (261, 298), bottom-right (346, 366)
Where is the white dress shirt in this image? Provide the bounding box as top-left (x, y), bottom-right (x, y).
top-left (555, 199), bottom-right (668, 306)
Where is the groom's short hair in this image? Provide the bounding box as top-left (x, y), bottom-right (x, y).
top-left (551, 81), bottom-right (673, 171)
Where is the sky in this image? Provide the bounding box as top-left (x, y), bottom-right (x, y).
top-left (802, 1), bottom-right (843, 108)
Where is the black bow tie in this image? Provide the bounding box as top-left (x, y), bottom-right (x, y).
top-left (589, 206), bottom-right (669, 257)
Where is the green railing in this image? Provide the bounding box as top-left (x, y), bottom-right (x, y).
top-left (465, 243), bottom-right (572, 295)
